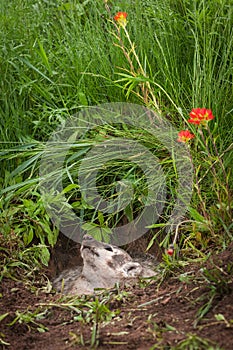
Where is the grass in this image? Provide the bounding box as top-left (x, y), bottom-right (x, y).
top-left (0, 0), bottom-right (232, 297)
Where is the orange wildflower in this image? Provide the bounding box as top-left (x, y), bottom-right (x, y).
top-left (177, 130), bottom-right (195, 143)
top-left (188, 108), bottom-right (214, 125)
top-left (114, 12), bottom-right (128, 27)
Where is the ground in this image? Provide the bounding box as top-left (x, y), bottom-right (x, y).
top-left (1, 242), bottom-right (233, 350)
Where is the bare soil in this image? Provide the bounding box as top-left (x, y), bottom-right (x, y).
top-left (1, 242), bottom-right (233, 350)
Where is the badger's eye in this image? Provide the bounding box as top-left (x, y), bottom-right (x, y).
top-left (104, 246), bottom-right (113, 252)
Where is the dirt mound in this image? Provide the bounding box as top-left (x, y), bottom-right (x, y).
top-left (1, 245), bottom-right (233, 350)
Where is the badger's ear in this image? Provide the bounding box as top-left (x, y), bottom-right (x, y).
top-left (121, 262), bottom-right (142, 277)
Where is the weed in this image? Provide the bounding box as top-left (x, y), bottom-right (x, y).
top-left (37, 292), bottom-right (121, 348)
top-left (194, 261), bottom-right (233, 327)
top-left (8, 309), bottom-right (49, 333)
top-left (170, 333), bottom-right (223, 350)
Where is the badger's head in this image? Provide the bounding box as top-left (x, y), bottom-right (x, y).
top-left (81, 235), bottom-right (142, 279)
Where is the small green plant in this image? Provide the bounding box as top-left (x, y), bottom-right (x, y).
top-left (169, 334), bottom-right (223, 350)
top-left (70, 297), bottom-right (119, 347)
top-left (194, 261), bottom-right (233, 327)
top-left (147, 315), bottom-right (176, 341)
top-left (0, 186), bottom-right (59, 274)
top-left (8, 309), bottom-right (49, 333)
top-left (38, 293), bottom-right (121, 348)
top-left (155, 253), bottom-right (190, 288)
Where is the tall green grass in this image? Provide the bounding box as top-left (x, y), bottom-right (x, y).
top-left (0, 0), bottom-right (232, 252)
top-left (1, 1), bottom-right (232, 143)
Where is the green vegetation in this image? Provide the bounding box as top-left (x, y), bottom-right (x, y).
top-left (0, 0), bottom-right (232, 288)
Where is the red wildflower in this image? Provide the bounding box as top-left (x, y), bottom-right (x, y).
top-left (188, 108), bottom-right (214, 125)
top-left (167, 248), bottom-right (174, 256)
top-left (167, 244), bottom-right (174, 256)
top-left (114, 12), bottom-right (128, 27)
top-left (177, 130), bottom-right (195, 143)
